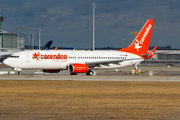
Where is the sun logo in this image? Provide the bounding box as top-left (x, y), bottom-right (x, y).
top-left (32, 52), bottom-right (40, 60)
top-left (134, 39), bottom-right (142, 51)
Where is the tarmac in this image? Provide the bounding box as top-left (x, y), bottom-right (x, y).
top-left (1, 64), bottom-right (180, 82)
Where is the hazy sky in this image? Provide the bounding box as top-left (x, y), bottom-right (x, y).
top-left (1, 0), bottom-right (180, 48)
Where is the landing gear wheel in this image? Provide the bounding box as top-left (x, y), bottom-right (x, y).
top-left (89, 71), bottom-right (93, 76)
top-left (70, 73), bottom-right (78, 75)
top-left (86, 71), bottom-right (89, 75)
top-left (18, 71), bottom-right (22, 75)
top-left (86, 70), bottom-right (94, 76)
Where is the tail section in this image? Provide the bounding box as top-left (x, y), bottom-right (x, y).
top-left (41, 40), bottom-right (53, 50)
top-left (118, 19), bottom-right (154, 56)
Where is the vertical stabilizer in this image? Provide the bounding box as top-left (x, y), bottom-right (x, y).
top-left (41, 41), bottom-right (53, 50)
top-left (118, 19), bottom-right (154, 56)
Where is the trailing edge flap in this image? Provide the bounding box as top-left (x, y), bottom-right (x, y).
top-left (89, 62), bottom-right (121, 67)
top-left (86, 60), bottom-right (123, 65)
top-left (101, 62), bottom-right (121, 66)
top-left (100, 63), bottom-right (110, 66)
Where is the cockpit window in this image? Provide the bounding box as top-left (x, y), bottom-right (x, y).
top-left (9, 55), bottom-right (19, 58)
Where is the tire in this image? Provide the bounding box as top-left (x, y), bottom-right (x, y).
top-left (70, 73), bottom-right (78, 75)
top-left (89, 71), bottom-right (93, 76)
top-left (86, 71), bottom-right (90, 75)
top-left (86, 70), bottom-right (93, 76)
top-left (18, 71), bottom-right (22, 75)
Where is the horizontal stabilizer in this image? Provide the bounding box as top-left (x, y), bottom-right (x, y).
top-left (144, 46), bottom-right (157, 59)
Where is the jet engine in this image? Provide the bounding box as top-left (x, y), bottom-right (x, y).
top-left (69, 63), bottom-right (88, 73)
top-left (42, 69), bottom-right (60, 73)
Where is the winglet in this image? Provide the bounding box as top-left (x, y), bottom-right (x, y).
top-left (20, 48), bottom-right (24, 52)
top-left (144, 46), bottom-right (157, 60)
top-left (55, 47), bottom-right (58, 51)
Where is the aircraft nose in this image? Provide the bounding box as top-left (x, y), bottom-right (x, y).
top-left (3, 58), bottom-right (10, 66)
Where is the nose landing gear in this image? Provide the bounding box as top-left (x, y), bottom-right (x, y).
top-left (18, 71), bottom-right (22, 75)
top-left (13, 68), bottom-right (22, 75)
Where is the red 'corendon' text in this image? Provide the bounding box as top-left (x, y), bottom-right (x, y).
top-left (32, 52), bottom-right (67, 61)
top-left (41, 53), bottom-right (67, 60)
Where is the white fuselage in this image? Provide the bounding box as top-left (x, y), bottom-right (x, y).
top-left (3, 50), bottom-right (143, 70)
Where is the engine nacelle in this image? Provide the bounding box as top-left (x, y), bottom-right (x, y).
top-left (42, 69), bottom-right (60, 73)
top-left (69, 63), bottom-right (88, 73)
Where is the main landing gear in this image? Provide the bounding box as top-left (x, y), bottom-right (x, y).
top-left (86, 69), bottom-right (94, 76)
top-left (135, 63), bottom-right (138, 73)
top-left (134, 62), bottom-right (141, 74)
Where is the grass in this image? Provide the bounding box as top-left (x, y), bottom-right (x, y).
top-left (0, 81), bottom-right (180, 120)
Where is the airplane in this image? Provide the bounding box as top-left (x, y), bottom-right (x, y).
top-left (3, 19), bottom-right (157, 75)
top-left (0, 40), bottom-right (53, 63)
top-left (40, 40), bottom-right (53, 50)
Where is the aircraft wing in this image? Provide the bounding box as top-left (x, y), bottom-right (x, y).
top-left (0, 54), bottom-right (12, 58)
top-left (83, 58), bottom-right (143, 68)
top-left (0, 52), bottom-right (15, 58)
top-left (0, 52), bottom-right (14, 62)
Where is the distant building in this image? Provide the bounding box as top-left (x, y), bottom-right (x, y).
top-left (0, 15), bottom-right (24, 51)
top-left (140, 50), bottom-right (180, 66)
top-left (17, 36), bottom-right (25, 49)
top-left (0, 30), bottom-right (18, 51)
top-left (149, 46), bottom-right (171, 50)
